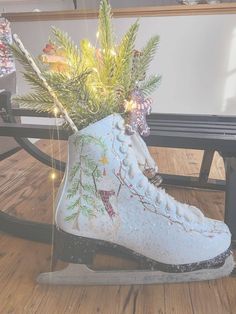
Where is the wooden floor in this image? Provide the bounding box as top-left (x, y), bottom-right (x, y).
top-left (0, 140), bottom-right (236, 314)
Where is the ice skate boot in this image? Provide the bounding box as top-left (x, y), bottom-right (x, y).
top-left (38, 114), bottom-right (234, 285)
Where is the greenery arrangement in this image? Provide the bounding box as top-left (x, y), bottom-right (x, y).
top-left (11, 0), bottom-right (160, 131)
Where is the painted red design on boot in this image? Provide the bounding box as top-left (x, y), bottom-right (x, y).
top-left (98, 190), bottom-right (116, 218)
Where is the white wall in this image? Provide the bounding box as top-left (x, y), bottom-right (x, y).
top-left (8, 14), bottom-right (236, 115)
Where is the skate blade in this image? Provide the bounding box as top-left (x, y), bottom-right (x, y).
top-left (37, 254), bottom-right (235, 285)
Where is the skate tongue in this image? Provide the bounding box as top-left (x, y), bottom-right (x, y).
top-left (187, 205), bottom-right (205, 220)
top-left (177, 203), bottom-right (205, 223)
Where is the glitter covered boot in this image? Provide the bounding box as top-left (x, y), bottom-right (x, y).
top-left (38, 114), bottom-right (234, 285)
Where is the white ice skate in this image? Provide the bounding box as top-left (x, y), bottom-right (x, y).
top-left (38, 114), bottom-right (235, 285)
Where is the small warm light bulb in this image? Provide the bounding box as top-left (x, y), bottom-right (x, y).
top-left (53, 107), bottom-right (59, 116)
top-left (124, 100), bottom-right (137, 112)
top-left (50, 172), bottom-right (57, 180)
top-left (110, 48), bottom-right (116, 56)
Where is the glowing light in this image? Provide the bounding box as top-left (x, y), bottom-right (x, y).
top-left (50, 172), bottom-right (57, 180)
top-left (110, 48), bottom-right (116, 56)
top-left (96, 31), bottom-right (99, 39)
top-left (124, 100), bottom-right (137, 112)
top-left (53, 107), bottom-right (59, 116)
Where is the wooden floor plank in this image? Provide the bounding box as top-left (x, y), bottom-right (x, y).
top-left (164, 283), bottom-right (194, 314)
top-left (188, 280), bottom-right (233, 314)
top-left (0, 237), bottom-right (50, 313)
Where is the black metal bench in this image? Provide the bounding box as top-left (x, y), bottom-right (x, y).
top-left (1, 91), bottom-right (236, 245)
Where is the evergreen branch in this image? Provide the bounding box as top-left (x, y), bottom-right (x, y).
top-left (115, 20), bottom-right (139, 93)
top-left (23, 72), bottom-right (49, 92)
top-left (13, 34), bottom-right (78, 132)
top-left (12, 93), bottom-right (54, 111)
top-left (131, 35), bottom-right (159, 87)
top-left (80, 39), bottom-right (97, 69)
top-left (118, 21), bottom-right (139, 59)
top-left (9, 42), bottom-right (44, 75)
top-left (97, 0), bottom-right (116, 87)
top-left (98, 0), bottom-right (114, 51)
top-left (139, 74), bottom-right (161, 96)
top-left (51, 27), bottom-right (80, 70)
top-left (140, 35), bottom-right (160, 73)
top-left (44, 70), bottom-right (91, 92)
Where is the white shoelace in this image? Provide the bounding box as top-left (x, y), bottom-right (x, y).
top-left (116, 119), bottom-right (204, 223)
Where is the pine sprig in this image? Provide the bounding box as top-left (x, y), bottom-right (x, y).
top-left (131, 35), bottom-right (159, 87)
top-left (98, 0), bottom-right (117, 88)
top-left (10, 43), bottom-right (52, 107)
top-left (23, 72), bottom-right (48, 93)
top-left (140, 35), bottom-right (160, 74)
top-left (98, 0), bottom-right (114, 52)
top-left (115, 20), bottom-right (139, 95)
top-left (51, 26), bottom-right (80, 71)
top-left (9, 42), bottom-right (44, 75)
top-left (140, 74), bottom-right (161, 96)
top-left (80, 39), bottom-right (97, 69)
top-left (12, 93), bottom-right (54, 111)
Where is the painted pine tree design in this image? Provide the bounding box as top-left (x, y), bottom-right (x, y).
top-left (66, 135), bottom-right (110, 222)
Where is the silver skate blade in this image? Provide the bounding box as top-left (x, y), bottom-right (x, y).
top-left (37, 255), bottom-right (235, 285)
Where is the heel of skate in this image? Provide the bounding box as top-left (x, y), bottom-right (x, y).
top-left (53, 227), bottom-right (96, 265)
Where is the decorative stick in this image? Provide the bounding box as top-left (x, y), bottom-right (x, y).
top-left (13, 33), bottom-right (78, 133)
